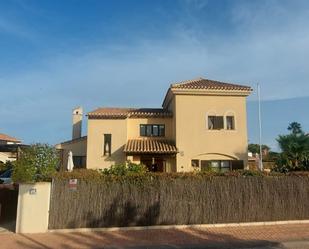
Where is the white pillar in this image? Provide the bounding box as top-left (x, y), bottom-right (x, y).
top-left (15, 182), bottom-right (51, 233)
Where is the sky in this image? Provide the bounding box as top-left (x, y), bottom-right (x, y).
top-left (0, 0), bottom-right (309, 150)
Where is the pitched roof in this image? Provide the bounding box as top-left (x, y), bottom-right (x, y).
top-left (88, 108), bottom-right (172, 119)
top-left (171, 77), bottom-right (252, 91)
top-left (0, 133), bottom-right (21, 143)
top-left (124, 139), bottom-right (178, 154)
top-left (57, 136), bottom-right (87, 146)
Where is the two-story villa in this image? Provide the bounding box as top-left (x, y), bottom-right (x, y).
top-left (56, 77), bottom-right (252, 172)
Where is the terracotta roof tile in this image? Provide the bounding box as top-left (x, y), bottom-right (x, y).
top-left (0, 133), bottom-right (21, 143)
top-left (171, 77), bottom-right (252, 91)
top-left (124, 139), bottom-right (177, 154)
top-left (88, 108), bottom-right (172, 119)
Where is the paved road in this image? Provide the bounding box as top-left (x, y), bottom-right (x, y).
top-left (0, 224), bottom-right (309, 249)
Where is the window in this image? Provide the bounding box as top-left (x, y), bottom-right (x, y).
top-left (153, 125), bottom-right (159, 136)
top-left (231, 160), bottom-right (244, 170)
top-left (201, 160), bottom-right (232, 172)
top-left (191, 159), bottom-right (199, 167)
top-left (140, 124), bottom-right (165, 137)
top-left (146, 125), bottom-right (152, 136)
top-left (103, 134), bottom-right (111, 156)
top-left (208, 116), bottom-right (215, 129)
top-left (220, 161), bottom-right (231, 172)
top-left (140, 125), bottom-right (146, 136)
top-left (208, 116), bottom-right (224, 130)
top-left (226, 116), bottom-right (235, 130)
top-left (73, 156), bottom-right (86, 168)
top-left (159, 125), bottom-right (165, 136)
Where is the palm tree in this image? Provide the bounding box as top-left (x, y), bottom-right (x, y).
top-left (288, 122), bottom-right (303, 135)
top-left (277, 122), bottom-right (309, 169)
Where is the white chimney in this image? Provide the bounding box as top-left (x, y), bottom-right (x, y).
top-left (72, 107), bottom-right (83, 140)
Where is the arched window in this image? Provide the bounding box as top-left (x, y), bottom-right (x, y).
top-left (225, 111), bottom-right (236, 130)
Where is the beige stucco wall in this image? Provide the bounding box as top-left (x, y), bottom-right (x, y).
top-left (0, 152), bottom-right (15, 163)
top-left (174, 94), bottom-right (248, 172)
top-left (86, 119), bottom-right (127, 169)
top-left (56, 137), bottom-right (87, 169)
top-left (86, 90), bottom-right (249, 171)
top-left (127, 118), bottom-right (173, 140)
top-left (16, 182), bottom-right (51, 233)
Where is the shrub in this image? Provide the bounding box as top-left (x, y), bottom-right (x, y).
top-left (12, 143), bottom-right (59, 183)
top-left (100, 162), bottom-right (148, 176)
top-left (53, 169), bottom-right (102, 181)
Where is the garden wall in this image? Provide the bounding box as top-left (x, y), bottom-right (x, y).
top-left (48, 175), bottom-right (309, 229)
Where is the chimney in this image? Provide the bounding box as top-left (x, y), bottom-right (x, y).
top-left (72, 107), bottom-right (83, 140)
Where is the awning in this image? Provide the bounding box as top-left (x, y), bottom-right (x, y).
top-left (124, 139), bottom-right (178, 154)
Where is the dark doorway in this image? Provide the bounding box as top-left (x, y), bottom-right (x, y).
top-left (0, 185), bottom-right (18, 232)
top-left (141, 157), bottom-right (164, 172)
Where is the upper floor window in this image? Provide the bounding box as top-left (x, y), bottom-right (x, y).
top-left (226, 116), bottom-right (235, 130)
top-left (208, 116), bottom-right (224, 130)
top-left (140, 124), bottom-right (165, 137)
top-left (103, 134), bottom-right (111, 156)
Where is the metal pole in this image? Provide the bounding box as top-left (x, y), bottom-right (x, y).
top-left (257, 83), bottom-right (263, 171)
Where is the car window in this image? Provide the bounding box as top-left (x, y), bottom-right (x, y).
top-left (0, 170), bottom-right (12, 178)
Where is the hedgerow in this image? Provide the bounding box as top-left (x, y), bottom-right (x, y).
top-left (52, 168), bottom-right (309, 182)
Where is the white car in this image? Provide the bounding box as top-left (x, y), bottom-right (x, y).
top-left (0, 169), bottom-right (12, 184)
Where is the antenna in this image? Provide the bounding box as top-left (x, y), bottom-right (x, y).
top-left (257, 83), bottom-right (263, 171)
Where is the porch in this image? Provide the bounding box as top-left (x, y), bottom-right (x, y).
top-left (124, 139), bottom-right (177, 172)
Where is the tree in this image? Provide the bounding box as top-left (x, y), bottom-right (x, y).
top-left (288, 122), bottom-right (303, 135)
top-left (12, 143), bottom-right (59, 183)
top-left (275, 122), bottom-right (309, 171)
top-left (248, 144), bottom-right (270, 154)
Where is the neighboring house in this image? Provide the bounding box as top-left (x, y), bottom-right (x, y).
top-left (58, 77), bottom-right (252, 172)
top-left (0, 133), bottom-right (21, 145)
top-left (0, 133), bottom-right (24, 163)
top-left (55, 107), bottom-right (87, 169)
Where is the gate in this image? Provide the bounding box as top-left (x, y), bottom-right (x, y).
top-left (0, 184), bottom-right (18, 231)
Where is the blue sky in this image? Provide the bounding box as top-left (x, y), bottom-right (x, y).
top-left (1, 0), bottom-right (309, 150)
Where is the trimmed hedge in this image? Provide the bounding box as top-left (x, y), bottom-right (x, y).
top-left (49, 170), bottom-right (309, 229)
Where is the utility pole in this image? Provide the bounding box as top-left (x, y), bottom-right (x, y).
top-left (257, 83), bottom-right (263, 171)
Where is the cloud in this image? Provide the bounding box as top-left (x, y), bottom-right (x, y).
top-left (1, 0), bottom-right (309, 144)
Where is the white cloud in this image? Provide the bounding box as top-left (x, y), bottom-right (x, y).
top-left (1, 0), bottom-right (309, 143)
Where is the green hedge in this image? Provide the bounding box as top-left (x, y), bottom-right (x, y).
top-left (53, 168), bottom-right (309, 182)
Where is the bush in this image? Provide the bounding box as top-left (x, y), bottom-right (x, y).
top-left (100, 162), bottom-right (148, 176)
top-left (12, 143), bottom-right (59, 183)
top-left (53, 169), bottom-right (102, 181)
top-left (52, 168), bottom-right (292, 182)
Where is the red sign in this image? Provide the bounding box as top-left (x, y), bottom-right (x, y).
top-left (68, 179), bottom-right (78, 191)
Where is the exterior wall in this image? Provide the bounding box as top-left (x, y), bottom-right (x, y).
top-left (16, 182), bottom-right (51, 233)
top-left (165, 97), bottom-right (177, 142)
top-left (56, 137), bottom-right (87, 169)
top-left (127, 118), bottom-right (173, 140)
top-left (86, 119), bottom-right (127, 169)
top-left (175, 94), bottom-right (248, 172)
top-left (72, 107), bottom-right (83, 140)
top-left (0, 140), bottom-right (20, 145)
top-left (0, 152), bottom-right (10, 163)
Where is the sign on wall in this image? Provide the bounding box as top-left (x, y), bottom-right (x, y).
top-left (68, 179), bottom-right (78, 191)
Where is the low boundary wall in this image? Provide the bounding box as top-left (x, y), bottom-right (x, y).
top-left (48, 176), bottom-right (309, 229)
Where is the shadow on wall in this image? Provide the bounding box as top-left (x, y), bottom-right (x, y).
top-left (66, 197), bottom-right (160, 228)
top-left (103, 145), bottom-right (126, 164)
